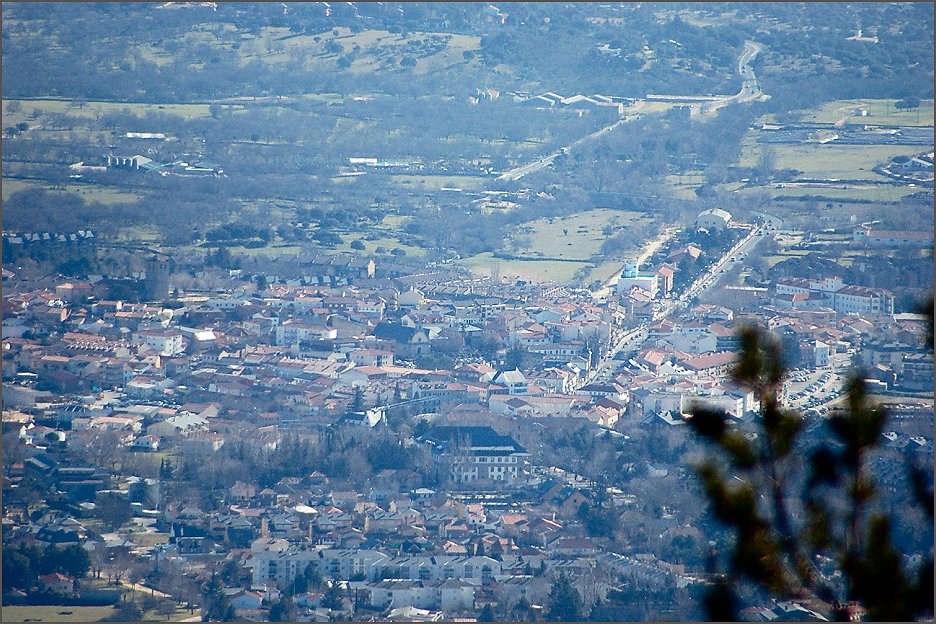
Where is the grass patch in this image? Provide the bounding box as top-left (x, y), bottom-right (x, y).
top-left (666, 171), bottom-right (706, 200)
top-left (227, 26), bottom-right (480, 75)
top-left (458, 252), bottom-right (592, 284)
top-left (587, 260), bottom-right (626, 285)
top-left (2, 178), bottom-right (143, 205)
top-left (224, 243), bottom-right (304, 257)
top-left (333, 233), bottom-right (424, 258)
top-left (380, 215), bottom-right (409, 228)
top-left (126, 531), bottom-right (171, 548)
top-left (629, 100), bottom-right (679, 114)
top-left (802, 99), bottom-right (934, 127)
top-left (740, 139), bottom-right (926, 181)
top-left (1, 605), bottom-right (117, 622)
top-left (65, 184), bottom-right (144, 205)
top-left (116, 226), bottom-right (162, 243)
top-left (770, 184), bottom-right (920, 202)
top-left (3, 98), bottom-right (215, 121)
top-left (2, 178), bottom-right (40, 202)
top-left (505, 209), bottom-right (648, 261)
top-left (389, 175), bottom-right (487, 191)
top-left (763, 250), bottom-right (814, 268)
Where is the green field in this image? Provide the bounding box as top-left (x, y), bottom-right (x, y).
top-left (740, 140), bottom-right (925, 181)
top-left (20, 579), bottom-right (198, 622)
top-left (333, 234), bottom-right (424, 258)
top-left (145, 25), bottom-right (483, 76)
top-left (588, 260), bottom-right (626, 285)
top-left (458, 208), bottom-right (649, 284)
top-left (2, 98), bottom-right (216, 123)
top-left (2, 178), bottom-right (143, 205)
top-left (802, 99), bottom-right (935, 127)
top-left (458, 252), bottom-right (592, 284)
top-left (1, 605), bottom-right (117, 622)
top-left (504, 209), bottom-right (649, 261)
top-left (768, 184), bottom-right (921, 202)
top-left (737, 97), bottom-right (934, 204)
top-left (116, 226), bottom-right (163, 243)
top-left (666, 172), bottom-right (706, 200)
top-left (389, 175), bottom-right (487, 191)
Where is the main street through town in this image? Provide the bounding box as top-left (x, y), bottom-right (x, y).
top-left (585, 215), bottom-right (774, 388)
top-left (584, 209), bottom-right (854, 420)
top-left (514, 40), bottom-right (772, 398)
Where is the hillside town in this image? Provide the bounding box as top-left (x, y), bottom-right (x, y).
top-left (3, 208), bottom-right (932, 622)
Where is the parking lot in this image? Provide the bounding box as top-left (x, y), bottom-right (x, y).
top-left (785, 368), bottom-right (842, 414)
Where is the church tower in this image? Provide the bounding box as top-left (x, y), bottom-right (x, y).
top-left (144, 254), bottom-right (173, 301)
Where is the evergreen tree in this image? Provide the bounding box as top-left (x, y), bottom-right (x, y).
top-left (268, 595), bottom-right (296, 622)
top-left (55, 543), bottom-right (91, 579)
top-left (350, 387), bottom-right (365, 412)
top-left (322, 580), bottom-right (343, 611)
top-left (687, 320), bottom-right (934, 621)
top-left (547, 574), bottom-right (583, 622)
top-left (512, 596), bottom-right (532, 620)
top-left (202, 572), bottom-right (237, 622)
top-left (478, 603), bottom-right (496, 622)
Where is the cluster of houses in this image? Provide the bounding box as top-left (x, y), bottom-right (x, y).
top-left (3, 209), bottom-right (932, 619)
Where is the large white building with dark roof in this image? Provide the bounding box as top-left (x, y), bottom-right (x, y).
top-left (420, 426), bottom-right (529, 484)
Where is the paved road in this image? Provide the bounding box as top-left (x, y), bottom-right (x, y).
top-left (734, 41), bottom-right (764, 103)
top-left (674, 226), bottom-right (762, 306)
top-left (702, 40), bottom-right (765, 113)
top-left (500, 41), bottom-right (765, 183)
top-left (588, 324), bottom-right (648, 383)
top-left (119, 580), bottom-right (173, 599)
top-left (497, 115), bottom-right (635, 182)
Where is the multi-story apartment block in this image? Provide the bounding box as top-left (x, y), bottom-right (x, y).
top-left (275, 321), bottom-right (339, 345)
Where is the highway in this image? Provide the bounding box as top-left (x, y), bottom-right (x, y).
top-left (498, 41), bottom-right (765, 182)
top-left (733, 41), bottom-right (764, 104)
top-left (702, 40), bottom-right (765, 113)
